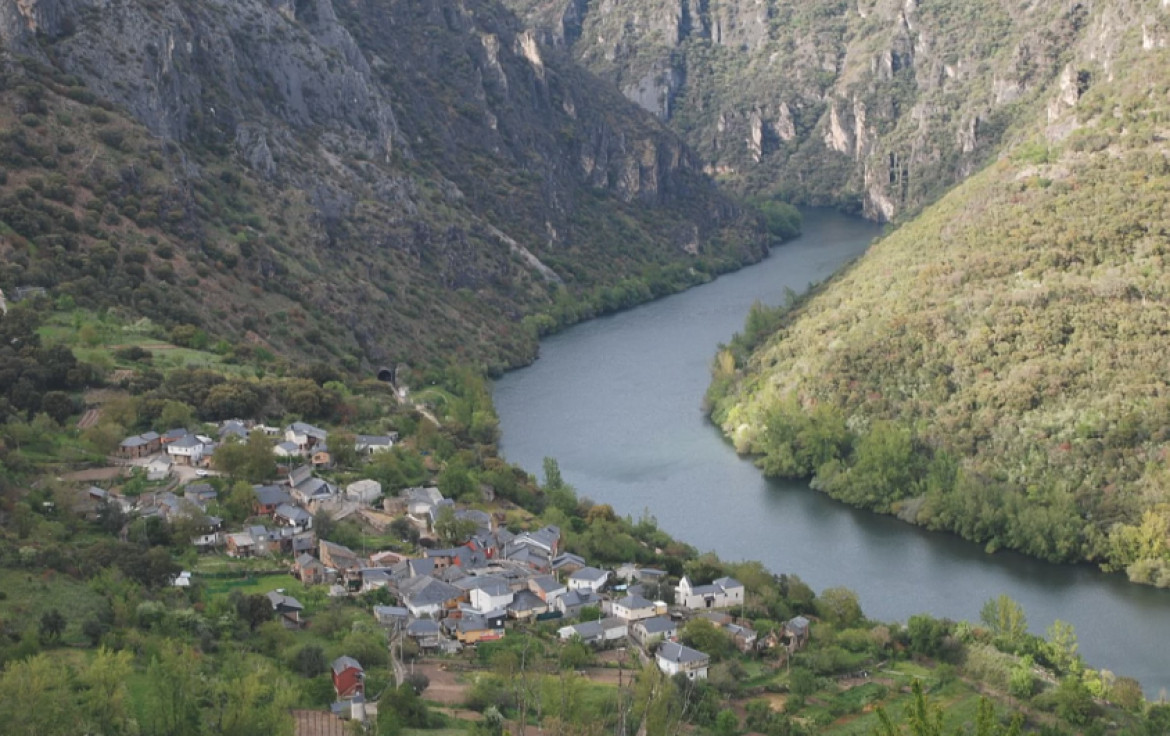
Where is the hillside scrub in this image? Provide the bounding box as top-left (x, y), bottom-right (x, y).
top-left (710, 40), bottom-right (1170, 582)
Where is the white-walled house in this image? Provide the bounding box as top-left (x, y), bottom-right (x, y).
top-left (167, 434), bottom-right (205, 466)
top-left (656, 642), bottom-right (709, 680)
top-left (611, 594), bottom-right (659, 621)
top-left (567, 566), bottom-right (610, 593)
top-left (346, 479), bottom-right (383, 505)
top-left (675, 576), bottom-right (744, 610)
top-left (468, 579), bottom-right (515, 613)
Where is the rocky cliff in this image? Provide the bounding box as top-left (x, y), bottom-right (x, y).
top-left (0, 0), bottom-right (768, 370)
top-left (506, 0), bottom-right (1107, 220)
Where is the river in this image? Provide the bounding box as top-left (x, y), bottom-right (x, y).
top-left (493, 208), bottom-right (1170, 695)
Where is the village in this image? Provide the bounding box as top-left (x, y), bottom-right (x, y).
top-left (85, 417), bottom-right (814, 732)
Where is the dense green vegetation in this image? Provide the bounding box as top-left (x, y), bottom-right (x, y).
top-left (710, 39), bottom-right (1170, 582)
top-left (3, 298), bottom-right (1168, 735)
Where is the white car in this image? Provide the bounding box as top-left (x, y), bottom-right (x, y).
top-left (195, 469), bottom-right (210, 477)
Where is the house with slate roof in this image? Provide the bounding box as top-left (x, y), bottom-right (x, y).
top-left (656, 642), bottom-right (709, 680)
top-left (612, 594), bottom-right (659, 621)
top-left (286, 422), bottom-right (328, 452)
top-left (399, 576), bottom-right (462, 618)
top-left (567, 566), bottom-right (610, 593)
top-left (632, 616), bottom-right (678, 646)
top-left (167, 433), bottom-right (206, 466)
top-left (466, 577), bottom-right (514, 613)
top-left (254, 484), bottom-right (293, 515)
top-left (118, 432), bottom-right (161, 458)
top-left (267, 590), bottom-right (305, 623)
top-left (675, 576), bottom-right (745, 610)
top-left (274, 503), bottom-right (313, 529)
top-left (555, 589), bottom-right (599, 619)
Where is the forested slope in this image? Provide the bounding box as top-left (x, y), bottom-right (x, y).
top-left (0, 0), bottom-right (769, 374)
top-left (710, 2), bottom-right (1170, 583)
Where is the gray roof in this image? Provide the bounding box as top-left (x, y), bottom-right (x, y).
top-left (266, 590), bottom-right (304, 611)
top-left (638, 616), bottom-right (676, 635)
top-left (275, 503), bottom-right (312, 523)
top-left (356, 434), bottom-right (394, 446)
top-left (658, 642), bottom-right (708, 664)
top-left (120, 435), bottom-right (148, 447)
top-left (170, 433), bottom-right (202, 449)
top-left (254, 485), bottom-right (292, 506)
top-left (373, 605), bottom-right (408, 620)
top-left (565, 620), bottom-right (604, 639)
top-left (275, 441), bottom-right (301, 453)
top-left (712, 576), bottom-right (744, 590)
top-left (140, 431), bottom-right (161, 441)
top-left (406, 619), bottom-right (441, 637)
top-left (288, 422), bottom-right (327, 440)
top-left (617, 595), bottom-right (654, 610)
top-left (530, 575), bottom-right (563, 594)
top-left (558, 590), bottom-right (596, 609)
top-left (508, 589), bottom-right (546, 613)
top-left (551, 552), bottom-right (587, 570)
top-left (331, 656), bottom-right (362, 674)
top-left (787, 616), bottom-right (810, 634)
top-left (296, 553), bottom-right (321, 567)
top-left (569, 566), bottom-right (608, 582)
top-left (401, 577), bottom-right (462, 608)
top-left (163, 428), bottom-right (189, 440)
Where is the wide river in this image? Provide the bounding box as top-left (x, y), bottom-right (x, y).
top-left (493, 209), bottom-right (1170, 695)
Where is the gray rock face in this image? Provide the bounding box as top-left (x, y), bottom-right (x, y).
top-left (503, 0), bottom-right (1143, 221)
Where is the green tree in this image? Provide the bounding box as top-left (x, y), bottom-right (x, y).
top-left (156, 400), bottom-right (196, 432)
top-left (143, 646), bottom-right (203, 736)
top-left (0, 654), bottom-right (78, 735)
top-left (817, 586), bottom-right (863, 628)
top-left (434, 504), bottom-right (479, 547)
top-left (212, 657), bottom-right (297, 736)
top-left (980, 595), bottom-right (1028, 650)
top-left (79, 647), bottom-right (134, 735)
top-left (38, 608), bottom-right (66, 643)
top-left (214, 430), bottom-right (275, 482)
top-left (679, 618), bottom-right (734, 661)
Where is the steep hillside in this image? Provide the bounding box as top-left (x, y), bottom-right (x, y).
top-left (710, 0), bottom-right (1170, 583)
top-left (0, 0), bottom-right (768, 373)
top-left (505, 0), bottom-right (1104, 220)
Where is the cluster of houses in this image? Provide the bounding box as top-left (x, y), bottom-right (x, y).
top-left (117, 420), bottom-right (399, 474)
top-left (105, 417), bottom-right (815, 715)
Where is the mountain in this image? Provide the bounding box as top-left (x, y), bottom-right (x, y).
top-left (503, 0), bottom-right (1107, 220)
top-left (709, 0), bottom-right (1170, 582)
top-left (0, 0), bottom-right (768, 373)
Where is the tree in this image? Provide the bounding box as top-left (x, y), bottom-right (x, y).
top-left (144, 646), bottom-right (203, 736)
top-left (434, 505), bottom-right (478, 547)
top-left (333, 432), bottom-right (360, 469)
top-left (38, 608), bottom-right (66, 643)
top-left (906, 614), bottom-right (947, 657)
top-left (816, 586), bottom-right (863, 628)
top-left (79, 648), bottom-right (134, 736)
top-left (156, 400), bottom-right (196, 432)
top-left (0, 654), bottom-right (78, 735)
top-left (294, 644), bottom-right (328, 677)
top-left (235, 593), bottom-right (274, 632)
top-left (980, 595), bottom-right (1028, 650)
top-left (214, 430), bottom-right (275, 482)
top-left (212, 657), bottom-right (297, 736)
top-left (680, 618), bottom-right (734, 661)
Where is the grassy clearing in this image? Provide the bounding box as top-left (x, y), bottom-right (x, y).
top-left (0, 568), bottom-right (107, 645)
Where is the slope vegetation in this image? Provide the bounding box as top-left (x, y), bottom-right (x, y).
top-left (0, 0), bottom-right (768, 373)
top-left (711, 3), bottom-right (1170, 583)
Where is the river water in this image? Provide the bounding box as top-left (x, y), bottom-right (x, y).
top-left (493, 209), bottom-right (1170, 695)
